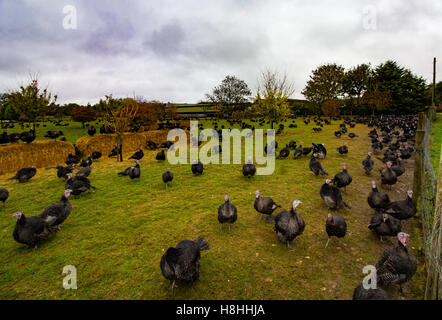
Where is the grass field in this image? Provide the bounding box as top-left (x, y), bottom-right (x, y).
top-left (0, 118), bottom-right (426, 299)
top-left (430, 113), bottom-right (442, 176)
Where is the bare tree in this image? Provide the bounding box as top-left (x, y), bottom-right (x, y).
top-left (257, 69), bottom-right (296, 99)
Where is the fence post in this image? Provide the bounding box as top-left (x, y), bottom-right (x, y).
top-left (413, 113), bottom-right (425, 208)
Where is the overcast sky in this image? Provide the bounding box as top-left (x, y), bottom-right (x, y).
top-left (0, 0), bottom-right (440, 105)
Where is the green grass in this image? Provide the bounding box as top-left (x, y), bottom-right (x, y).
top-left (0, 118), bottom-right (425, 299)
top-left (430, 113), bottom-right (442, 176)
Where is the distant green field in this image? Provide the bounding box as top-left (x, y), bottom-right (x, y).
top-left (430, 113), bottom-right (442, 176)
top-left (0, 118), bottom-right (425, 300)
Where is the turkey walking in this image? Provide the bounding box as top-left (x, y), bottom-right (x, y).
top-left (325, 213), bottom-right (347, 248)
top-left (254, 190), bottom-right (281, 221)
top-left (362, 152), bottom-right (374, 175)
top-left (160, 237), bottom-right (209, 289)
top-left (9, 166), bottom-right (37, 183)
top-left (191, 160), bottom-right (204, 175)
top-left (12, 212), bottom-right (50, 248)
top-left (368, 213), bottom-right (401, 241)
top-left (218, 195), bottom-right (237, 231)
top-left (38, 189), bottom-right (72, 231)
top-left (382, 190), bottom-right (416, 220)
top-left (272, 200), bottom-right (305, 248)
top-left (320, 179), bottom-right (351, 210)
top-left (162, 168), bottom-right (173, 188)
top-left (129, 146), bottom-right (144, 160)
top-left (118, 160), bottom-right (140, 179)
top-left (0, 188), bottom-right (9, 207)
top-left (242, 157), bottom-right (256, 178)
top-left (380, 162), bottom-right (397, 189)
top-left (309, 153), bottom-right (328, 176)
top-left (332, 163), bottom-right (352, 191)
top-left (367, 181), bottom-right (390, 212)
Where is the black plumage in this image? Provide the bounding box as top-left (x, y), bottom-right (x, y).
top-left (129, 147), bottom-right (144, 160)
top-left (375, 232), bottom-right (417, 290)
top-left (80, 156), bottom-right (92, 167)
top-left (382, 190), bottom-right (417, 220)
top-left (20, 127), bottom-right (36, 143)
top-left (276, 145), bottom-right (290, 159)
top-left (242, 158), bottom-right (256, 178)
top-left (91, 151), bottom-right (102, 160)
top-left (118, 160), bottom-right (140, 179)
top-left (217, 195), bottom-right (237, 231)
top-left (337, 143), bottom-right (348, 155)
top-left (0, 188), bottom-right (9, 207)
top-left (368, 213), bottom-right (401, 240)
top-left (9, 166), bottom-right (37, 183)
top-left (362, 152), bottom-right (374, 175)
top-left (272, 200), bottom-right (305, 247)
top-left (352, 284), bottom-right (391, 300)
top-left (38, 189), bottom-right (72, 230)
top-left (254, 190), bottom-right (281, 220)
top-left (76, 166), bottom-right (91, 178)
top-left (320, 179), bottom-right (351, 210)
top-left (367, 181), bottom-right (390, 212)
top-left (380, 162), bottom-right (397, 189)
top-left (325, 213), bottom-right (347, 248)
top-left (46, 164), bottom-right (74, 179)
top-left (108, 144), bottom-right (120, 158)
top-left (65, 152), bottom-right (81, 165)
top-left (12, 211), bottom-right (50, 248)
top-left (160, 237), bottom-right (209, 289)
top-left (156, 149), bottom-right (166, 161)
top-left (312, 143), bottom-right (327, 159)
top-left (332, 163), bottom-right (352, 191)
top-left (65, 173), bottom-right (94, 196)
top-left (162, 168), bottom-right (173, 187)
top-left (309, 153), bottom-right (328, 176)
top-left (88, 125), bottom-right (96, 136)
top-left (391, 157), bottom-right (405, 177)
top-left (191, 160), bottom-right (204, 175)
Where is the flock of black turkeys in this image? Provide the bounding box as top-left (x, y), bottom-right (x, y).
top-left (1, 115), bottom-right (421, 299)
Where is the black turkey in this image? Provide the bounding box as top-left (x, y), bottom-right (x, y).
top-left (375, 232), bottom-right (417, 291)
top-left (80, 156), bottom-right (92, 167)
top-left (242, 157), bottom-right (256, 178)
top-left (65, 173), bottom-right (95, 196)
top-left (362, 152), bottom-right (374, 175)
top-left (160, 237), bottom-right (209, 289)
top-left (76, 166), bottom-right (91, 178)
top-left (325, 213), bottom-right (347, 248)
top-left (0, 188), bottom-right (9, 207)
top-left (12, 211), bottom-right (50, 248)
top-left (382, 190), bottom-right (416, 220)
top-left (352, 284), bottom-right (391, 300)
top-left (20, 127), bottom-right (36, 143)
top-left (391, 156), bottom-right (405, 177)
top-left (293, 144), bottom-right (303, 159)
top-left (309, 153), bottom-right (328, 176)
top-left (65, 152), bottom-right (81, 165)
top-left (162, 168), bottom-right (173, 188)
top-left (332, 163), bottom-right (352, 191)
top-left (320, 179), bottom-right (351, 210)
top-left (38, 189), bottom-right (72, 231)
top-left (118, 160), bottom-right (140, 179)
top-left (191, 160), bottom-right (204, 175)
top-left (367, 181), bottom-right (390, 212)
top-left (276, 145), bottom-right (290, 159)
top-left (217, 194), bottom-right (237, 231)
top-left (91, 151), bottom-right (102, 160)
top-left (254, 190), bottom-right (281, 221)
top-left (146, 140), bottom-right (158, 150)
top-left (46, 164), bottom-right (74, 179)
top-left (272, 200), bottom-right (305, 248)
top-left (108, 144), bottom-right (120, 158)
top-left (9, 166), bottom-right (37, 183)
top-left (129, 146), bottom-right (144, 160)
top-left (368, 213), bottom-right (401, 241)
top-left (156, 149), bottom-right (166, 161)
top-left (380, 162), bottom-right (397, 189)
top-left (337, 143), bottom-right (348, 155)
top-left (87, 125), bottom-right (96, 136)
top-left (348, 133), bottom-right (358, 138)
top-left (312, 143), bottom-right (327, 159)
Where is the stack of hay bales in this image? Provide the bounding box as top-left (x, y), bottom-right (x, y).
top-left (75, 131), bottom-right (170, 157)
top-left (0, 141), bottom-right (74, 174)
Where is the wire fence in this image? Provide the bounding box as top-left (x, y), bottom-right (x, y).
top-left (412, 107), bottom-right (441, 300)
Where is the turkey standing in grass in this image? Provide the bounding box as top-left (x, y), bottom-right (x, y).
top-left (88, 125), bottom-right (96, 136)
top-left (66, 152), bottom-right (81, 165)
top-left (0, 188), bottom-right (9, 207)
top-left (218, 195), bottom-right (237, 231)
top-left (80, 156), bottom-right (92, 167)
top-left (309, 153), bottom-right (328, 176)
top-left (38, 189), bottom-right (72, 231)
top-left (254, 190), bottom-right (281, 221)
top-left (362, 152), bottom-right (374, 175)
top-left (91, 151), bottom-right (102, 160)
top-left (367, 181), bottom-right (390, 212)
top-left (352, 284), bottom-right (391, 300)
top-left (391, 156), bottom-right (405, 177)
top-left (160, 237), bottom-right (209, 289)
top-left (46, 164), bottom-right (74, 179)
top-left (162, 168), bottom-right (173, 188)
top-left (320, 179), bottom-right (351, 210)
top-left (337, 143), bottom-right (348, 155)
top-left (325, 213), bottom-right (347, 248)
top-left (348, 133), bottom-right (358, 138)
top-left (9, 166), bottom-right (37, 183)
top-left (129, 146), bottom-right (144, 160)
top-left (191, 160), bottom-right (204, 175)
top-left (156, 149), bottom-right (166, 161)
top-left (242, 157), bottom-right (256, 178)
top-left (368, 213), bottom-right (401, 241)
top-left (65, 173), bottom-right (95, 196)
top-left (108, 144), bottom-right (120, 158)
top-left (380, 162), bottom-right (397, 189)
top-left (76, 166), bottom-right (91, 178)
top-left (293, 144), bottom-right (303, 159)
top-left (277, 145), bottom-right (290, 159)
top-left (382, 190), bottom-right (417, 220)
top-left (332, 163), bottom-right (352, 192)
top-left (272, 200), bottom-right (305, 248)
top-left (118, 160), bottom-right (140, 179)
top-left (312, 143), bottom-right (327, 159)
top-left (12, 211), bottom-right (50, 248)
top-left (375, 232), bottom-right (417, 292)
